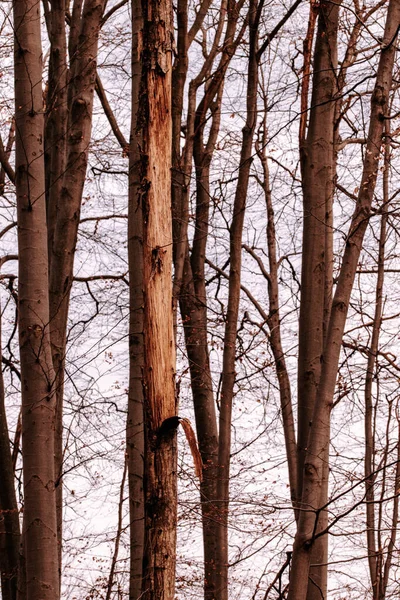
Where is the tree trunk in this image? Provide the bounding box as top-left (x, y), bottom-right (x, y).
top-left (256, 116), bottom-right (297, 506)
top-left (47, 0), bottom-right (106, 574)
top-left (215, 0), bottom-right (259, 595)
top-left (127, 0), bottom-right (145, 595)
top-left (131, 0), bottom-right (177, 597)
top-left (13, 0), bottom-right (59, 595)
top-left (365, 118), bottom-right (389, 600)
top-left (288, 3), bottom-right (400, 598)
top-left (0, 313), bottom-right (20, 600)
top-left (296, 2), bottom-right (341, 597)
top-left (43, 0), bottom-right (68, 575)
top-left (172, 3), bottom-right (242, 597)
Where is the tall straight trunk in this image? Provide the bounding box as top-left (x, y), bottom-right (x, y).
top-left (47, 0), bottom-right (106, 573)
top-left (288, 4), bottom-right (400, 599)
top-left (43, 0), bottom-right (68, 573)
top-left (127, 0), bottom-right (145, 595)
top-left (13, 0), bottom-right (59, 596)
top-left (0, 314), bottom-right (20, 600)
top-left (172, 3), bottom-right (243, 597)
top-left (188, 90), bottom-right (223, 598)
top-left (256, 116), bottom-right (297, 505)
top-left (132, 0), bottom-right (177, 597)
top-left (215, 1), bottom-right (259, 596)
top-left (364, 119), bottom-right (389, 600)
top-left (296, 2), bottom-right (341, 597)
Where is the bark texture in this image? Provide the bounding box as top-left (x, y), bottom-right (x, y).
top-left (127, 0), bottom-right (145, 595)
top-left (296, 2), bottom-right (341, 596)
top-left (14, 0), bottom-right (59, 596)
top-left (216, 0), bottom-right (259, 595)
top-left (47, 0), bottom-right (106, 568)
top-left (288, 3), bottom-right (400, 598)
top-left (171, 2), bottom-right (242, 596)
top-left (132, 0), bottom-right (177, 596)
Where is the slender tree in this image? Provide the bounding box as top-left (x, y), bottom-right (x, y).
top-left (13, 0), bottom-right (59, 595)
top-left (0, 310), bottom-right (20, 600)
top-left (296, 1), bottom-right (341, 596)
top-left (288, 3), bottom-right (400, 598)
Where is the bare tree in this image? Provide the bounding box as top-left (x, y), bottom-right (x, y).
top-left (13, 0), bottom-right (59, 595)
top-left (288, 3), bottom-right (400, 598)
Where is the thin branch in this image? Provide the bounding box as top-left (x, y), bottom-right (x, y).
top-left (101, 0), bottom-right (128, 24)
top-left (96, 74), bottom-right (129, 151)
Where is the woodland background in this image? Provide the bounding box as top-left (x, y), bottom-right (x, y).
top-left (1, 0), bottom-right (400, 599)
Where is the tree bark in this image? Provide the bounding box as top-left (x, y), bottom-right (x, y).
top-left (132, 0), bottom-right (177, 597)
top-left (127, 0), bottom-right (145, 595)
top-left (256, 116), bottom-right (297, 506)
top-left (47, 0), bottom-right (106, 573)
top-left (296, 2), bottom-right (341, 596)
top-left (0, 313), bottom-right (20, 600)
top-left (364, 118), bottom-right (390, 600)
top-left (172, 2), bottom-right (243, 597)
top-left (13, 0), bottom-right (59, 595)
top-left (288, 3), bottom-right (400, 598)
top-left (215, 0), bottom-right (259, 595)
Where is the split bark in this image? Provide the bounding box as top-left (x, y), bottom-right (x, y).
top-left (130, 0), bottom-right (177, 596)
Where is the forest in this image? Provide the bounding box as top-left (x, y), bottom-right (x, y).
top-left (1, 0), bottom-right (400, 598)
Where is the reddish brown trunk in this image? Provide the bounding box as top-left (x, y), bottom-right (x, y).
top-left (133, 0), bottom-right (177, 597)
top-left (296, 2), bottom-right (341, 596)
top-left (14, 0), bottom-right (59, 596)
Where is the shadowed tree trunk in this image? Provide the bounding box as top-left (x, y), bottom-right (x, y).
top-left (0, 313), bottom-right (20, 600)
top-left (127, 0), bottom-right (145, 595)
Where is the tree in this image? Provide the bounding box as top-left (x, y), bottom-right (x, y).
top-left (14, 0), bottom-right (59, 595)
top-left (128, 0), bottom-right (177, 596)
top-left (288, 2), bottom-right (400, 598)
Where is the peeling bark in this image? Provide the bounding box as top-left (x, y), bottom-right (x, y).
top-left (131, 0), bottom-right (177, 596)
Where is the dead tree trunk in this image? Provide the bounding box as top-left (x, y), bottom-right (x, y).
top-left (13, 0), bottom-right (59, 595)
top-left (130, 0), bottom-right (177, 596)
top-left (288, 3), bottom-right (400, 598)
